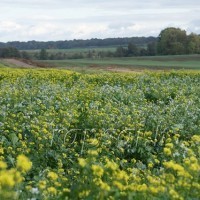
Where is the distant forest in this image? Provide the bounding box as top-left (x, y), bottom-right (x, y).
top-left (0, 37), bottom-right (157, 50)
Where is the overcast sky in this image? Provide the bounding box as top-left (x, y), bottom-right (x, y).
top-left (0, 0), bottom-right (199, 42)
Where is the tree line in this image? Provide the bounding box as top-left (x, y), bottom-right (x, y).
top-left (0, 27), bottom-right (199, 60)
top-left (0, 46), bottom-right (156, 60)
top-left (27, 44), bottom-right (156, 60)
top-left (0, 47), bottom-right (30, 59)
top-left (0, 37), bottom-right (156, 50)
top-left (39, 27), bottom-right (200, 59)
top-left (113, 27), bottom-right (200, 57)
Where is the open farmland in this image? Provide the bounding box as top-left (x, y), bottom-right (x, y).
top-left (44, 54), bottom-right (200, 72)
top-left (23, 47), bottom-right (118, 60)
top-left (24, 47), bottom-right (117, 54)
top-left (0, 65), bottom-right (199, 199)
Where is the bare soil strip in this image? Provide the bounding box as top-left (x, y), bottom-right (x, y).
top-left (1, 59), bottom-right (36, 68)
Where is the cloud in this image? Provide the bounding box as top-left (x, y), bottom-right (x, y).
top-left (186, 20), bottom-right (200, 34)
top-left (0, 21), bottom-right (22, 32)
top-left (0, 0), bottom-right (199, 41)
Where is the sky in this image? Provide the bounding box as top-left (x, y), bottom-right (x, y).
top-left (0, 0), bottom-right (199, 42)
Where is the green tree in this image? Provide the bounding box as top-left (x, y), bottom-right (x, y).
top-left (128, 43), bottom-right (139, 56)
top-left (39, 49), bottom-right (48, 60)
top-left (21, 51), bottom-right (31, 59)
top-left (115, 46), bottom-right (127, 57)
top-left (139, 48), bottom-right (148, 56)
top-left (147, 42), bottom-right (157, 56)
top-left (187, 33), bottom-right (200, 54)
top-left (0, 47), bottom-right (21, 58)
top-left (157, 27), bottom-right (187, 55)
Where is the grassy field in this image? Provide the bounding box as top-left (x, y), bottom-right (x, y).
top-left (23, 46), bottom-right (117, 54)
top-left (23, 46), bottom-right (118, 60)
top-left (44, 54), bottom-right (200, 71)
top-left (1, 54), bottom-right (200, 73)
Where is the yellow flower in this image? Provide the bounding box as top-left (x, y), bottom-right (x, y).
top-left (166, 138), bottom-right (172, 143)
top-left (47, 187), bottom-right (57, 195)
top-left (63, 188), bottom-right (70, 193)
top-left (147, 176), bottom-right (160, 185)
top-left (169, 189), bottom-right (183, 200)
top-left (165, 143), bottom-right (173, 148)
top-left (113, 181), bottom-right (124, 190)
top-left (137, 184), bottom-right (147, 191)
top-left (148, 162), bottom-right (153, 168)
top-left (88, 150), bottom-right (98, 156)
top-left (144, 131), bottom-right (152, 137)
top-left (116, 170), bottom-right (129, 182)
top-left (91, 165), bottom-right (104, 177)
top-left (0, 147), bottom-right (4, 154)
top-left (131, 159), bottom-right (136, 164)
top-left (38, 180), bottom-right (46, 189)
top-left (18, 133), bottom-right (22, 140)
top-left (87, 138), bottom-right (99, 146)
top-left (55, 181), bottom-right (61, 187)
top-left (163, 160), bottom-right (192, 178)
top-left (0, 161), bottom-right (7, 169)
top-left (164, 148), bottom-right (172, 156)
top-left (25, 185), bottom-right (32, 191)
top-left (62, 153), bottom-right (67, 158)
top-left (149, 186), bottom-right (159, 194)
top-left (173, 134), bottom-right (180, 139)
top-left (191, 135), bottom-right (200, 143)
top-left (47, 171), bottom-right (58, 180)
top-left (189, 163), bottom-right (199, 172)
top-left (183, 158), bottom-right (190, 165)
top-left (97, 180), bottom-right (110, 191)
top-left (78, 158), bottom-right (87, 167)
top-left (165, 173), bottom-right (175, 183)
top-left (78, 190), bottom-right (90, 198)
top-left (190, 156), bottom-right (197, 163)
top-left (16, 155), bottom-right (32, 173)
top-left (13, 170), bottom-right (23, 183)
top-left (105, 160), bottom-right (118, 171)
top-left (154, 159), bottom-right (160, 164)
top-left (187, 149), bottom-right (194, 156)
top-left (58, 168), bottom-right (64, 173)
top-left (0, 171), bottom-right (15, 187)
top-left (163, 160), bottom-right (184, 172)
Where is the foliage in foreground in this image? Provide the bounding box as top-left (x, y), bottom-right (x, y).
top-left (0, 68), bottom-right (199, 199)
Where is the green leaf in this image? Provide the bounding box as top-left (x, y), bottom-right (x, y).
top-left (7, 155), bottom-right (15, 167)
top-left (9, 133), bottom-right (19, 146)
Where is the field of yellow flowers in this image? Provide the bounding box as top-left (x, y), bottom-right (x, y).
top-left (0, 67), bottom-right (199, 199)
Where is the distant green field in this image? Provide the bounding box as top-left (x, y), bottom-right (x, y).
top-left (23, 46), bottom-right (118, 54)
top-left (1, 54), bottom-right (200, 72)
top-left (44, 54), bottom-right (200, 71)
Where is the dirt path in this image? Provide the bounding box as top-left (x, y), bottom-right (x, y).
top-left (106, 66), bottom-right (142, 73)
top-left (1, 59), bottom-right (36, 68)
top-left (87, 65), bottom-right (145, 73)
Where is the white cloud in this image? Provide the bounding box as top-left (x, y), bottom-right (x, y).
top-left (0, 21), bottom-right (22, 32)
top-left (28, 24), bottom-right (57, 36)
top-left (0, 0), bottom-right (199, 42)
top-left (71, 24), bottom-right (108, 39)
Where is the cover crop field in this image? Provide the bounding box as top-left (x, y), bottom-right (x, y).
top-left (0, 67), bottom-right (199, 199)
top-left (45, 54), bottom-right (200, 72)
